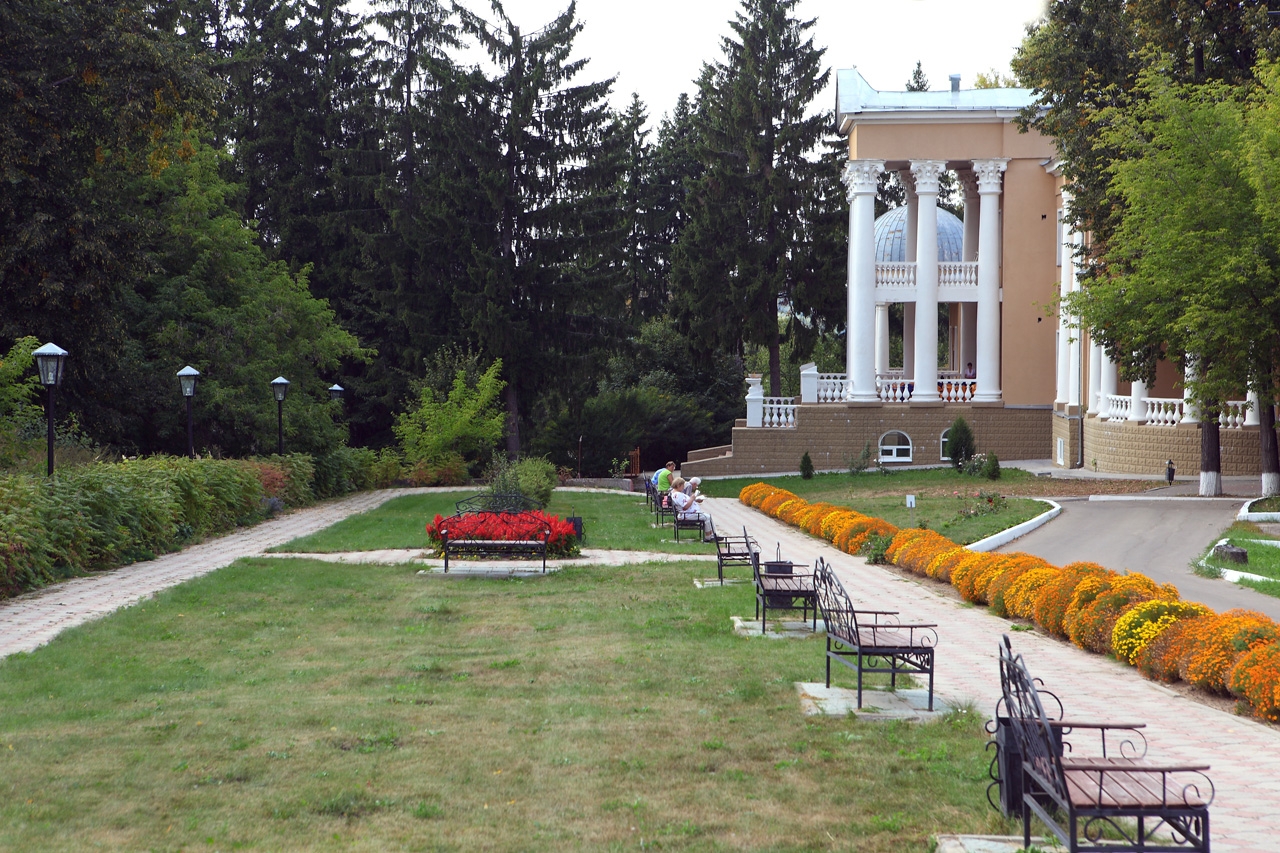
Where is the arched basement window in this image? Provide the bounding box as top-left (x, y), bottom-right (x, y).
top-left (940, 428), bottom-right (951, 462)
top-left (879, 430), bottom-right (913, 463)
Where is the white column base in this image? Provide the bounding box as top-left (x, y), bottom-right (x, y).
top-left (1200, 470), bottom-right (1222, 497)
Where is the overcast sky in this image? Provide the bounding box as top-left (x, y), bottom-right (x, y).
top-left (485, 0), bottom-right (1050, 123)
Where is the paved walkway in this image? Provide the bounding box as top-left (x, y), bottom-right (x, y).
top-left (703, 494), bottom-right (1280, 853)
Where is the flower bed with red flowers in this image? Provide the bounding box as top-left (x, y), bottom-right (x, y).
top-left (425, 510), bottom-right (580, 559)
top-left (738, 481), bottom-right (1280, 722)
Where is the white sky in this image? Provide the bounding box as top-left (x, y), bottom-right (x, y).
top-left (490, 0), bottom-right (1050, 123)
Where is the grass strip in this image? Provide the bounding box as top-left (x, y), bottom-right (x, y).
top-left (0, 557), bottom-right (1009, 851)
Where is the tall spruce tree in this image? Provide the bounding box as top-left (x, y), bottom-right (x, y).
top-left (457, 1), bottom-right (628, 458)
top-left (670, 0), bottom-right (830, 397)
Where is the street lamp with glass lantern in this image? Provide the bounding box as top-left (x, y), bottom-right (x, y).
top-left (328, 383), bottom-right (345, 402)
top-left (177, 366), bottom-right (200, 458)
top-left (32, 343), bottom-right (68, 477)
top-left (270, 376), bottom-right (289, 455)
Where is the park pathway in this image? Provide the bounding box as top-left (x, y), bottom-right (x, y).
top-left (0, 487), bottom-right (438, 658)
top-left (703, 494), bottom-right (1280, 853)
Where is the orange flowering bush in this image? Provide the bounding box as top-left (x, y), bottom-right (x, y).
top-left (1002, 566), bottom-right (1060, 620)
top-left (951, 552), bottom-right (1002, 603)
top-left (1112, 600), bottom-right (1212, 665)
top-left (1032, 562), bottom-right (1110, 638)
top-left (890, 529), bottom-right (959, 575)
top-left (1229, 643), bottom-right (1280, 721)
top-left (1136, 616), bottom-right (1205, 682)
top-left (759, 489), bottom-right (799, 517)
top-left (840, 517), bottom-right (898, 555)
top-left (986, 554), bottom-right (1054, 617)
top-left (739, 483), bottom-right (780, 507)
top-left (1181, 610), bottom-right (1280, 693)
top-left (924, 546), bottom-right (971, 582)
top-left (1064, 573), bottom-right (1175, 655)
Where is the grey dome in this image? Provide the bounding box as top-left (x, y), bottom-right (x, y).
top-left (874, 205), bottom-right (964, 263)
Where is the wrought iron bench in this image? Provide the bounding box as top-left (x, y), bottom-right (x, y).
top-left (997, 636), bottom-right (1212, 853)
top-left (752, 551), bottom-right (817, 633)
top-left (711, 519), bottom-right (758, 584)
top-left (437, 493), bottom-right (551, 573)
top-left (812, 557), bottom-right (937, 710)
top-left (653, 489), bottom-right (674, 528)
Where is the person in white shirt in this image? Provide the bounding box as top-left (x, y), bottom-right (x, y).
top-left (669, 477), bottom-right (712, 540)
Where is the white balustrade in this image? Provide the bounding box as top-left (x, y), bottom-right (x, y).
top-left (939, 379), bottom-right (976, 402)
top-left (762, 397), bottom-right (797, 428)
top-left (1142, 398), bottom-right (1183, 427)
top-left (1106, 395), bottom-right (1131, 421)
top-left (1220, 400), bottom-right (1249, 430)
top-left (938, 261), bottom-right (978, 288)
top-left (877, 376), bottom-right (914, 403)
top-left (875, 262), bottom-right (916, 288)
top-left (816, 374), bottom-right (848, 403)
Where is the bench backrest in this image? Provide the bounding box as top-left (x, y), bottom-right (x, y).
top-left (998, 636), bottom-right (1070, 805)
top-left (455, 492), bottom-right (543, 514)
top-left (813, 558), bottom-right (859, 641)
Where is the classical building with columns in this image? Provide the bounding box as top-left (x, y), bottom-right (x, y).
top-left (681, 69), bottom-right (1265, 479)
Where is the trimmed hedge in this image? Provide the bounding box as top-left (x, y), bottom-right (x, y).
top-left (740, 481), bottom-right (1280, 722)
top-left (0, 450), bottom-right (377, 600)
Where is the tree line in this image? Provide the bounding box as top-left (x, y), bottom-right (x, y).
top-left (1, 0), bottom-right (851, 476)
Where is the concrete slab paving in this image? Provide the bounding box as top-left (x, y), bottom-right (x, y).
top-left (934, 835), bottom-right (1063, 853)
top-left (730, 616), bottom-right (823, 638)
top-left (795, 682), bottom-right (958, 720)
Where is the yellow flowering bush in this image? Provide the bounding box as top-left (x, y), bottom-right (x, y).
top-left (1112, 599), bottom-right (1211, 665)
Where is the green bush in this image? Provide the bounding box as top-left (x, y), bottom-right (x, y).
top-left (370, 448), bottom-right (403, 488)
top-left (259, 454), bottom-right (316, 508)
top-left (948, 417), bottom-right (976, 471)
top-left (983, 452), bottom-right (1001, 480)
top-left (514, 457), bottom-right (557, 506)
top-left (312, 445), bottom-right (378, 498)
top-left (800, 451), bottom-right (814, 480)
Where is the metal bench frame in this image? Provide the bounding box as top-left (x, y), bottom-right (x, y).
top-left (813, 558), bottom-right (937, 710)
top-left (711, 520), bottom-right (758, 584)
top-left (752, 551), bottom-right (817, 633)
top-left (998, 636), bottom-right (1213, 853)
top-left (438, 509), bottom-right (551, 573)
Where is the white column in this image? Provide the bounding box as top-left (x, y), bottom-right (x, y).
top-left (1128, 378), bottom-right (1147, 423)
top-left (745, 376), bottom-right (763, 427)
top-left (958, 171), bottom-right (979, 374)
top-left (843, 160), bottom-right (884, 402)
top-left (1181, 361), bottom-right (1199, 424)
top-left (911, 160), bottom-right (946, 402)
top-left (1098, 351), bottom-right (1117, 418)
top-left (1087, 339), bottom-right (1103, 415)
top-left (973, 158), bottom-right (1008, 402)
top-left (874, 304), bottom-right (890, 375)
top-left (1246, 389), bottom-right (1261, 427)
top-left (799, 363), bottom-right (818, 404)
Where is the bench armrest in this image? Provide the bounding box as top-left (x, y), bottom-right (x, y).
top-left (1061, 759), bottom-right (1210, 773)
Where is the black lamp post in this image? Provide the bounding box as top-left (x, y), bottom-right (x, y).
top-left (271, 376), bottom-right (290, 455)
top-left (328, 383), bottom-right (344, 402)
top-left (32, 343), bottom-right (67, 477)
top-left (177, 365), bottom-right (200, 458)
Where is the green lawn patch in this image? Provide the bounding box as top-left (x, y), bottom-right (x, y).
top-left (0, 557), bottom-right (1010, 851)
top-left (701, 472), bottom-right (1047, 546)
top-left (272, 490), bottom-right (716, 556)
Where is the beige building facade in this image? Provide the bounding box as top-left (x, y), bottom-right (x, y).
top-left (683, 69), bottom-right (1265, 480)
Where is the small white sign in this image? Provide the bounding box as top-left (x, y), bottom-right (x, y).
top-left (906, 494), bottom-right (916, 509)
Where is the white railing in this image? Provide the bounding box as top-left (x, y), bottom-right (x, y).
top-left (939, 262), bottom-right (978, 288)
top-left (1143, 397), bottom-right (1183, 427)
top-left (877, 377), bottom-right (913, 403)
top-left (762, 397), bottom-right (797, 428)
top-left (875, 262), bottom-right (916, 288)
top-left (1220, 400), bottom-right (1249, 430)
top-left (1106, 395), bottom-right (1131, 421)
top-left (939, 379), bottom-right (976, 402)
top-left (816, 373), bottom-right (847, 403)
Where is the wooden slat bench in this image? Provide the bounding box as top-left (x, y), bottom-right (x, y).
top-left (813, 557), bottom-right (937, 710)
top-left (752, 551), bottom-right (817, 632)
top-left (997, 636), bottom-right (1213, 852)
top-left (711, 520), bottom-right (758, 584)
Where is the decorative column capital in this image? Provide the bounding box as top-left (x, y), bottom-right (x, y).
top-left (971, 158), bottom-right (1009, 193)
top-left (909, 160), bottom-right (947, 195)
top-left (956, 169), bottom-right (979, 200)
top-left (841, 160), bottom-right (884, 202)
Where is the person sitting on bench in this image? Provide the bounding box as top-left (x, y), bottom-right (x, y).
top-left (654, 461), bottom-right (675, 493)
top-left (669, 477), bottom-right (712, 540)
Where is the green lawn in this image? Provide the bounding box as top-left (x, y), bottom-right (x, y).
top-left (1199, 522), bottom-right (1280, 582)
top-left (699, 472), bottom-right (1049, 546)
top-left (0, 557), bottom-right (1011, 851)
top-left (273, 491), bottom-right (717, 556)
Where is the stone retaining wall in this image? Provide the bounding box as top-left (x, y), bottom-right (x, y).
top-left (1081, 417), bottom-right (1260, 476)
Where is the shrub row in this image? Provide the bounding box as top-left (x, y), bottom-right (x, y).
top-left (740, 482), bottom-right (1280, 722)
top-left (0, 450), bottom-right (375, 599)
